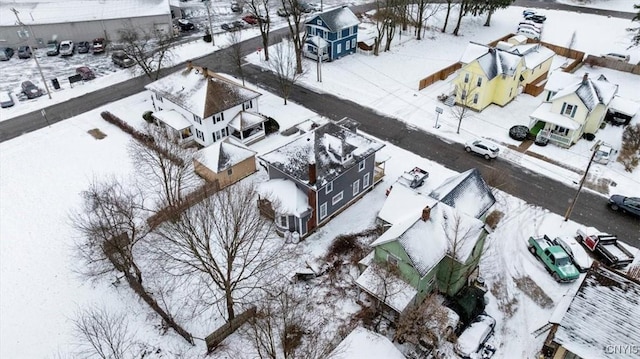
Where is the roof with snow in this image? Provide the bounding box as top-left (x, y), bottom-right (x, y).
top-left (258, 179), bottom-right (310, 216)
top-left (529, 102), bottom-right (582, 130)
top-left (152, 109), bottom-right (191, 130)
top-left (306, 6), bottom-right (359, 32)
top-left (259, 121), bottom-right (384, 188)
top-left (429, 169), bottom-right (496, 219)
top-left (329, 326), bottom-right (405, 359)
top-left (460, 43), bottom-right (523, 80)
top-left (195, 138), bottom-right (256, 173)
top-left (553, 265), bottom-right (640, 359)
top-left (546, 72), bottom-right (618, 111)
top-left (378, 183), bottom-right (437, 225)
top-left (509, 44), bottom-right (555, 69)
top-left (355, 265), bottom-right (418, 313)
top-left (459, 42), bottom-right (490, 64)
top-left (145, 67), bottom-right (261, 119)
top-left (228, 111), bottom-right (266, 131)
top-left (609, 96), bottom-right (640, 116)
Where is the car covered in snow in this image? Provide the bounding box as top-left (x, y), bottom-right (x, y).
top-left (46, 40), bottom-right (59, 56)
top-left (465, 139), bottom-right (499, 160)
top-left (454, 313), bottom-right (496, 358)
top-left (76, 41), bottom-right (91, 54)
top-left (59, 40), bottom-right (75, 57)
top-left (552, 236), bottom-right (592, 273)
top-left (92, 38), bottom-right (106, 54)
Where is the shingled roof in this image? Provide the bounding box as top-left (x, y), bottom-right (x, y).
top-left (306, 6), bottom-right (359, 32)
top-left (145, 67), bottom-right (261, 119)
top-left (430, 168), bottom-right (495, 219)
top-left (549, 72), bottom-right (618, 112)
top-left (475, 48), bottom-right (522, 80)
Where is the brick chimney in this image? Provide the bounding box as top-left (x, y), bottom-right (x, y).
top-left (421, 206), bottom-right (431, 222)
top-left (308, 161), bottom-right (317, 185)
top-left (582, 72), bottom-right (589, 85)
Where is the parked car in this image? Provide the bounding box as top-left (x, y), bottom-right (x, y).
top-left (454, 314), bottom-right (496, 358)
top-left (242, 14), bottom-right (268, 25)
top-left (21, 81), bottom-right (43, 99)
top-left (0, 47), bottom-right (15, 61)
top-left (231, 2), bottom-right (243, 12)
top-left (17, 45), bottom-right (32, 59)
top-left (76, 66), bottom-right (96, 80)
top-left (601, 53), bottom-right (630, 62)
top-left (177, 18), bottom-right (195, 31)
top-left (552, 236), bottom-right (592, 273)
top-left (517, 28), bottom-right (540, 41)
top-left (528, 235), bottom-right (580, 282)
top-left (0, 91), bottom-right (15, 108)
top-left (222, 20), bottom-right (245, 31)
top-left (525, 14), bottom-right (547, 23)
top-left (522, 9), bottom-right (536, 17)
top-left (306, 2), bottom-right (322, 11)
top-left (517, 24), bottom-right (541, 34)
top-left (465, 139), bottom-right (499, 160)
top-left (77, 41), bottom-right (91, 54)
top-left (277, 7), bottom-right (291, 17)
top-left (593, 144), bottom-right (615, 165)
top-left (576, 227), bottom-right (635, 268)
top-left (92, 38), bottom-right (106, 54)
top-left (608, 195), bottom-right (640, 218)
top-left (298, 2), bottom-right (314, 13)
top-left (59, 40), bottom-right (75, 56)
top-left (46, 40), bottom-right (59, 56)
top-left (111, 51), bottom-right (135, 68)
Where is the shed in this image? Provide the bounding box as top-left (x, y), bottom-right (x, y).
top-left (193, 138), bottom-right (257, 188)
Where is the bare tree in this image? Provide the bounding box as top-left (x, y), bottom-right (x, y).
top-left (441, 0), bottom-right (454, 33)
top-left (71, 306), bottom-right (139, 359)
top-left (281, 0), bottom-right (307, 74)
top-left (364, 262), bottom-right (407, 332)
top-left (227, 31), bottom-right (246, 86)
top-left (412, 0), bottom-right (440, 40)
top-left (71, 179), bottom-right (194, 344)
top-left (268, 39), bottom-right (305, 105)
top-left (372, 1), bottom-right (393, 55)
top-left (451, 78), bottom-right (479, 134)
top-left (246, 0), bottom-right (272, 61)
top-left (393, 295), bottom-right (454, 347)
top-left (153, 182), bottom-right (291, 321)
top-left (129, 124), bottom-right (198, 209)
top-left (118, 26), bottom-right (174, 80)
top-left (439, 210), bottom-right (476, 296)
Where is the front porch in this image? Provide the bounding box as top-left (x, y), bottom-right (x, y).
top-left (229, 111), bottom-right (266, 145)
top-left (152, 109), bottom-right (194, 143)
top-left (529, 104), bottom-right (582, 148)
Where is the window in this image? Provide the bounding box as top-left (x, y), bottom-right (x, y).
top-left (325, 181), bottom-right (333, 194)
top-left (358, 160), bottom-right (365, 172)
top-left (546, 91), bottom-right (555, 101)
top-left (214, 113), bottom-right (224, 124)
top-left (464, 73), bottom-right (470, 83)
top-left (332, 191), bottom-right (343, 205)
top-left (363, 173), bottom-right (370, 187)
top-left (461, 89), bottom-right (467, 100)
top-left (279, 215), bottom-right (287, 227)
top-left (476, 77), bottom-right (482, 87)
top-left (387, 253), bottom-right (399, 267)
top-left (215, 131), bottom-right (221, 140)
top-left (473, 93), bottom-right (479, 104)
top-left (193, 114), bottom-right (202, 124)
top-left (195, 129), bottom-right (204, 140)
top-left (337, 43), bottom-right (341, 53)
top-left (342, 28), bottom-right (349, 38)
top-left (319, 202), bottom-right (327, 219)
top-left (227, 168), bottom-right (233, 176)
top-left (352, 179), bottom-right (360, 196)
top-left (553, 125), bottom-right (569, 136)
top-left (351, 39), bottom-right (356, 48)
top-left (345, 41), bottom-right (350, 50)
top-left (221, 128), bottom-right (228, 137)
top-left (562, 103), bottom-right (577, 118)
top-left (244, 101), bottom-right (253, 110)
top-left (509, 88), bottom-right (513, 97)
top-left (317, 19), bottom-right (322, 25)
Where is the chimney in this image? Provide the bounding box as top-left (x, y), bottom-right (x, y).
top-left (488, 48), bottom-right (495, 54)
top-left (308, 161), bottom-right (317, 185)
top-left (202, 67), bottom-right (209, 78)
top-left (421, 206), bottom-right (431, 222)
top-left (186, 60), bottom-right (192, 70)
top-left (582, 72), bottom-right (589, 85)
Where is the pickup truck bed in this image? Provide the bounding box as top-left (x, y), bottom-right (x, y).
top-left (576, 227), bottom-right (635, 268)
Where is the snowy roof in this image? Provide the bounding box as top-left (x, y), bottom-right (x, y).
top-left (509, 44), bottom-right (555, 69)
top-left (228, 111), bottom-right (266, 130)
top-left (377, 183), bottom-right (437, 225)
top-left (0, 0), bottom-right (170, 26)
top-left (609, 96), bottom-right (640, 116)
top-left (355, 265), bottom-right (418, 313)
top-left (195, 138), bottom-right (256, 173)
top-left (259, 121), bottom-right (384, 188)
top-left (429, 169), bottom-right (496, 219)
top-left (152, 109), bottom-right (191, 130)
top-left (145, 67), bottom-right (261, 119)
top-left (529, 102), bottom-right (581, 130)
top-left (307, 35), bottom-right (329, 48)
top-left (306, 6), bottom-right (359, 33)
top-left (329, 326), bottom-right (405, 359)
top-left (474, 48), bottom-right (523, 80)
top-left (547, 72), bottom-right (618, 112)
top-left (553, 266), bottom-right (640, 359)
top-left (459, 42), bottom-right (491, 64)
top-left (258, 179), bottom-right (310, 216)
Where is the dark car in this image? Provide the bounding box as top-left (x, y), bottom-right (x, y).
top-left (92, 38), bottom-right (105, 54)
top-left (21, 81), bottom-right (43, 99)
top-left (17, 46), bottom-right (32, 59)
top-left (608, 195), bottom-right (640, 218)
top-left (177, 18), bottom-right (195, 31)
top-left (222, 21), bottom-right (245, 31)
top-left (111, 51), bottom-right (135, 68)
top-left (231, 2), bottom-right (243, 12)
top-left (525, 14), bottom-right (547, 23)
top-left (76, 66), bottom-right (95, 80)
top-left (46, 40), bottom-right (59, 56)
top-left (0, 47), bottom-right (14, 61)
top-left (77, 41), bottom-right (91, 54)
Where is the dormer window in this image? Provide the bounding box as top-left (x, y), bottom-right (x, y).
top-left (342, 153), bottom-right (352, 164)
top-left (317, 19), bottom-right (322, 25)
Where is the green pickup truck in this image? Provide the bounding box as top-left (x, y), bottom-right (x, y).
top-left (528, 235), bottom-right (580, 282)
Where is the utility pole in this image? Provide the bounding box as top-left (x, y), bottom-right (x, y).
top-left (11, 8), bottom-right (52, 100)
top-left (316, 45), bottom-right (322, 82)
top-left (204, 1), bottom-right (215, 46)
top-left (564, 141), bottom-right (601, 221)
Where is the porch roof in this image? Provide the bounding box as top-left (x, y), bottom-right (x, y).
top-left (609, 96), bottom-right (640, 116)
top-left (228, 111), bottom-right (266, 131)
top-left (258, 179), bottom-right (310, 216)
top-left (530, 102), bottom-right (581, 130)
top-left (152, 109), bottom-right (191, 130)
top-left (355, 265), bottom-right (417, 313)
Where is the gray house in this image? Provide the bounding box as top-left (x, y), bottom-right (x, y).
top-left (258, 119), bottom-right (385, 238)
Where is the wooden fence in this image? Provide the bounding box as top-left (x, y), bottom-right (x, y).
top-left (205, 306), bottom-right (256, 353)
top-left (146, 180), bottom-right (220, 230)
top-left (418, 62), bottom-right (462, 90)
top-left (583, 55), bottom-right (640, 75)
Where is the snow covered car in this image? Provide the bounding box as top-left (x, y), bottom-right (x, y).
top-left (465, 139), bottom-right (499, 160)
top-left (59, 40), bottom-right (75, 57)
top-left (454, 314), bottom-right (496, 358)
top-left (552, 236), bottom-right (592, 273)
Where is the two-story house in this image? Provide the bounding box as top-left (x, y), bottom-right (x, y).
top-left (357, 169), bottom-right (494, 313)
top-left (145, 62), bottom-right (266, 147)
top-left (455, 39), bottom-right (554, 112)
top-left (303, 6), bottom-right (359, 62)
top-left (529, 72), bottom-right (618, 147)
top-left (258, 119), bottom-right (385, 238)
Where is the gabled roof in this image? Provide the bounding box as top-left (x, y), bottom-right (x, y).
top-left (377, 184), bottom-right (437, 225)
top-left (306, 6), bottom-right (359, 32)
top-left (329, 326), bottom-right (406, 359)
top-left (430, 169), bottom-right (496, 219)
top-left (509, 44), bottom-right (555, 69)
top-left (355, 266), bottom-right (418, 313)
top-left (228, 111), bottom-right (266, 131)
top-left (553, 265), bottom-right (640, 359)
top-left (547, 72), bottom-right (618, 112)
top-left (145, 67), bottom-right (261, 118)
top-left (476, 48), bottom-right (522, 80)
top-left (259, 121), bottom-right (384, 188)
top-left (195, 138), bottom-right (256, 173)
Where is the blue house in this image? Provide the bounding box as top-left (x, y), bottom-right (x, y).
top-left (303, 6), bottom-right (359, 62)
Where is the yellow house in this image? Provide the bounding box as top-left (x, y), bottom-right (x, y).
top-left (455, 40), bottom-right (554, 112)
top-left (529, 72), bottom-right (618, 147)
top-left (193, 137), bottom-right (257, 189)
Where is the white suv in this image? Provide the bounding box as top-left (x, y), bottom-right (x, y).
top-left (602, 53), bottom-right (630, 62)
top-left (465, 139), bottom-right (499, 160)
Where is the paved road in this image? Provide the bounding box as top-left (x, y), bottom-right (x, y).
top-left (1, 2), bottom-right (638, 246)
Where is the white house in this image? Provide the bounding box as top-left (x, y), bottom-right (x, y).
top-left (145, 63), bottom-right (266, 147)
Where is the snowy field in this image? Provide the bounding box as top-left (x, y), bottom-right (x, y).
top-left (1, 1), bottom-right (640, 358)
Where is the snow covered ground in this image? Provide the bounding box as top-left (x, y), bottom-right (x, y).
top-left (1, 1), bottom-right (640, 358)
